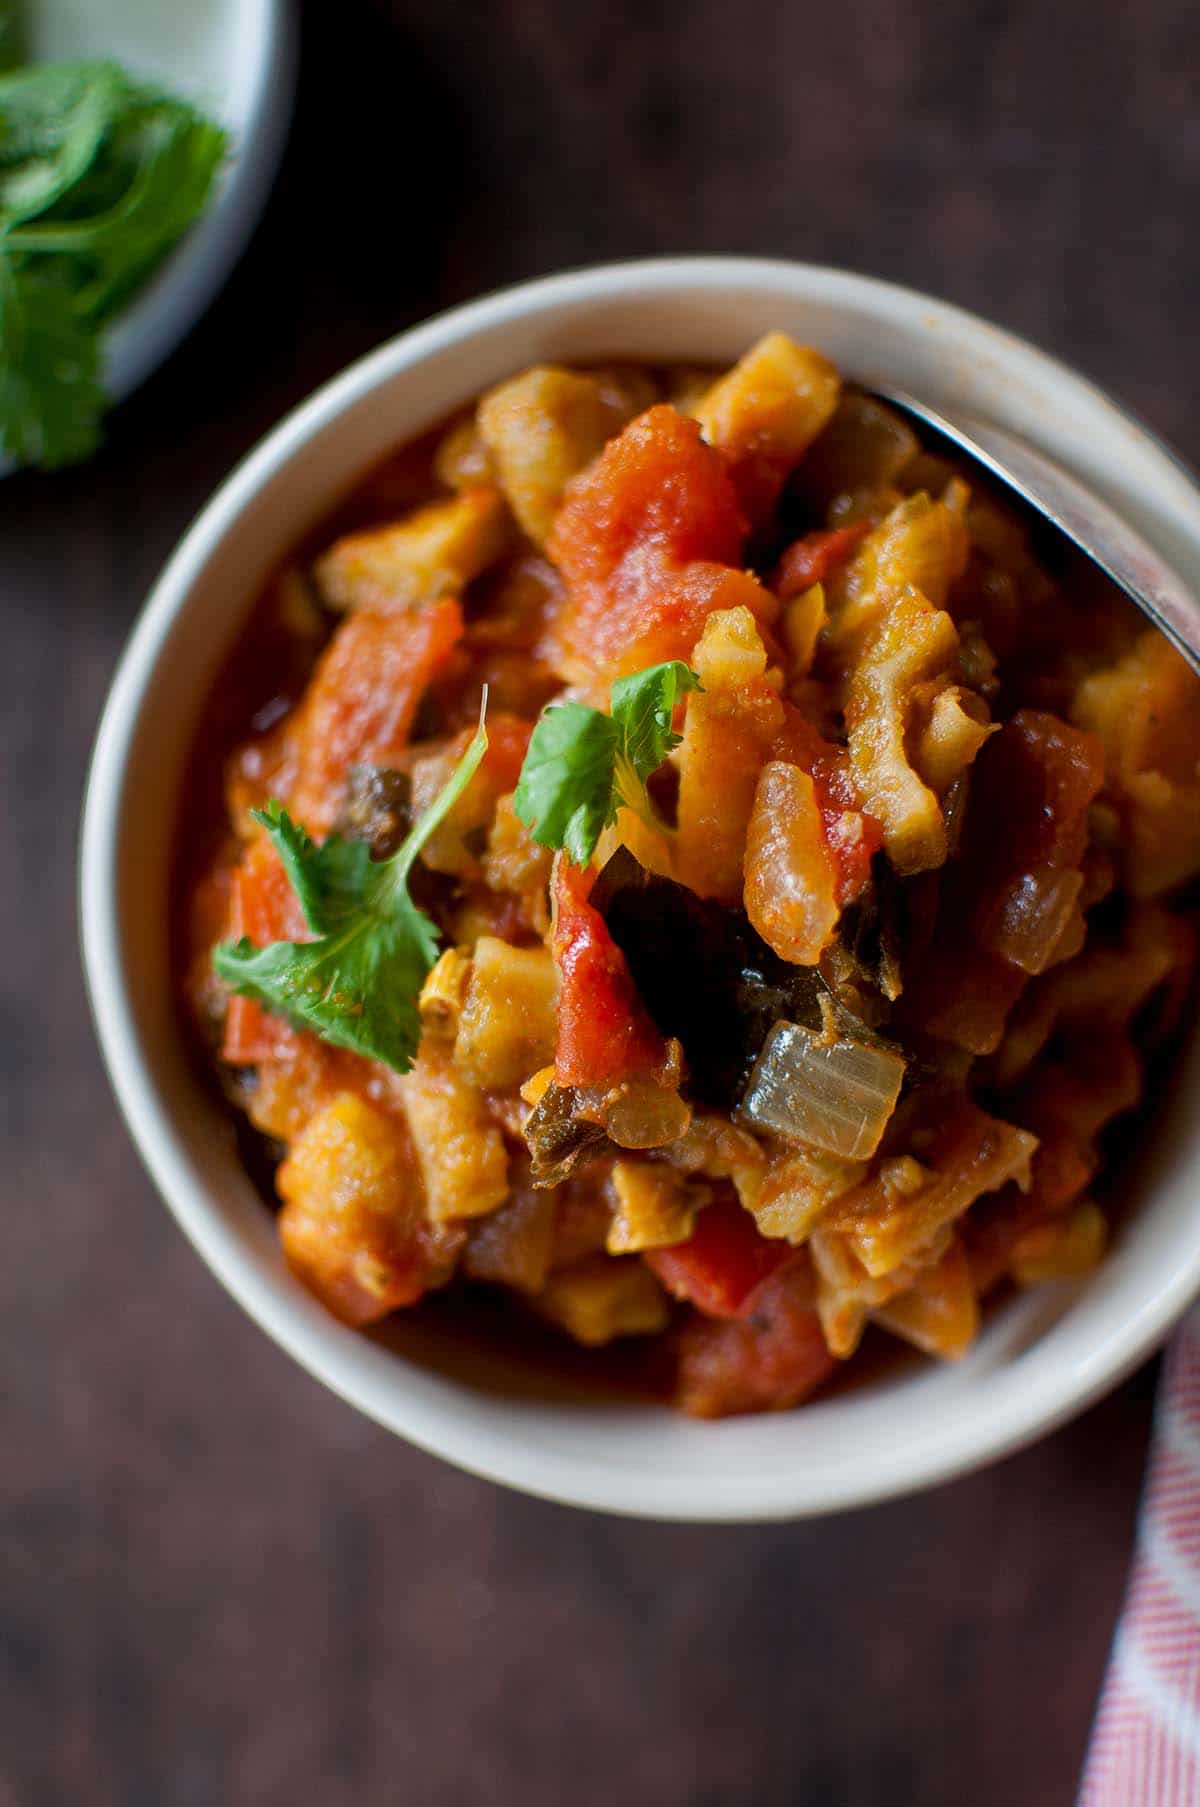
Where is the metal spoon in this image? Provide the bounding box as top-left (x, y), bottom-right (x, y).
top-left (855, 383), bottom-right (1200, 677)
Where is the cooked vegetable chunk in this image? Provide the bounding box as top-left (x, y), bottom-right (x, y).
top-left (1010, 1200), bottom-right (1107, 1286)
top-left (744, 762), bottom-right (840, 965)
top-left (314, 488), bottom-right (509, 613)
top-left (546, 404), bottom-right (765, 681)
top-left (454, 936), bottom-right (559, 1090)
top-left (220, 836), bottom-right (310, 1066)
top-left (1072, 628), bottom-right (1200, 896)
top-left (399, 1042), bottom-right (510, 1222)
top-left (535, 1255), bottom-right (670, 1345)
top-left (773, 524), bottom-right (870, 599)
top-left (675, 1259), bottom-right (834, 1417)
top-left (606, 1160), bottom-right (705, 1253)
top-left (287, 598), bottom-right (463, 833)
top-left (873, 1240), bottom-right (979, 1359)
top-left (277, 1094), bottom-right (456, 1325)
top-left (646, 1196), bottom-right (791, 1319)
top-left (904, 710), bottom-right (1105, 1053)
top-left (695, 333), bottom-right (840, 523)
top-left (824, 492), bottom-right (969, 665)
top-left (748, 1145), bottom-right (866, 1245)
top-left (464, 1185), bottom-right (557, 1292)
top-left (824, 1097), bottom-right (1038, 1278)
top-left (675, 606), bottom-right (785, 901)
top-left (418, 946), bottom-right (473, 1040)
top-left (477, 365), bottom-right (632, 544)
top-left (739, 1020), bottom-right (906, 1162)
top-left (844, 583), bottom-right (964, 874)
top-left (551, 858), bottom-right (677, 1093)
top-left (409, 713), bottom-right (531, 877)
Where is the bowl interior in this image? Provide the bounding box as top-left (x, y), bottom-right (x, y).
top-left (82, 259), bottom-right (1200, 1519)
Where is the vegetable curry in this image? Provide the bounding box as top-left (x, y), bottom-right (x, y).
top-left (182, 335), bottom-right (1200, 1417)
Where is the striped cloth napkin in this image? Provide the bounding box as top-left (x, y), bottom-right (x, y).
top-left (1080, 1311), bottom-right (1200, 1804)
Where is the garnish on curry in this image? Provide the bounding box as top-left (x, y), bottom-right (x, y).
top-left (181, 336), bottom-right (1200, 1417)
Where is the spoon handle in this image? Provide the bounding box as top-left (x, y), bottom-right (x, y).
top-left (860, 383), bottom-right (1200, 676)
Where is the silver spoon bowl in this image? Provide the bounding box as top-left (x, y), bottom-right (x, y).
top-left (858, 383), bottom-right (1200, 676)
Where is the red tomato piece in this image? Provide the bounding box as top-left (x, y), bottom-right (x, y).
top-left (478, 710), bottom-right (533, 789)
top-left (221, 838), bottom-right (309, 1066)
top-left (646, 1195), bottom-right (792, 1320)
top-left (547, 406), bottom-right (761, 679)
top-left (289, 597), bottom-right (464, 831)
top-left (551, 860), bottom-right (668, 1090)
top-left (771, 524), bottom-right (870, 600)
top-left (674, 1259), bottom-right (835, 1416)
top-left (551, 405), bottom-right (745, 588)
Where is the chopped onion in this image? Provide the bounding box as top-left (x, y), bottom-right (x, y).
top-left (738, 1020), bottom-right (905, 1161)
top-left (977, 864), bottom-right (1084, 975)
top-left (594, 1075), bottom-right (692, 1151)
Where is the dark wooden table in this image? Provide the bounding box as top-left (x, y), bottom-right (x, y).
top-left (5, 1), bottom-right (1196, 1800)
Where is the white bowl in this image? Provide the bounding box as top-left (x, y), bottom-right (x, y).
top-left (80, 258), bottom-right (1200, 1521)
top-left (10, 0), bottom-right (296, 470)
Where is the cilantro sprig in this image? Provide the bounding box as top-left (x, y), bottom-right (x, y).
top-left (0, 2), bottom-right (24, 75)
top-left (0, 59), bottom-right (226, 468)
top-left (513, 660), bottom-right (701, 866)
top-left (214, 704), bottom-right (490, 1075)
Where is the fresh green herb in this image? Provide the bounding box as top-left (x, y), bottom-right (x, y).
top-left (214, 702), bottom-right (490, 1075)
top-left (0, 59), bottom-right (226, 468)
top-left (513, 659), bottom-right (701, 866)
top-left (0, 262), bottom-right (104, 465)
top-left (0, 0), bottom-right (25, 75)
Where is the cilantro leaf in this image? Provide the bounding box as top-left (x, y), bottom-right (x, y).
top-left (609, 659), bottom-right (702, 787)
top-left (18, 92), bottom-right (228, 324)
top-left (0, 60), bottom-right (226, 469)
top-left (252, 801), bottom-right (377, 936)
top-left (513, 659), bottom-right (701, 866)
top-left (0, 260), bottom-right (103, 466)
top-left (510, 701), bottom-right (620, 868)
top-left (213, 703), bottom-right (490, 1075)
top-left (0, 2), bottom-right (26, 76)
top-left (0, 62), bottom-right (125, 222)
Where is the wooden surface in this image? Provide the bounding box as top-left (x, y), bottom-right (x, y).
top-left (4, 0), bottom-right (1197, 1799)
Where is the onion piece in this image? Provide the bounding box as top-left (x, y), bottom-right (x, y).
top-left (738, 1019), bottom-right (905, 1161)
top-left (977, 864), bottom-right (1084, 975)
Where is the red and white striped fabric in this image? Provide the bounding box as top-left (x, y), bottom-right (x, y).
top-left (1080, 1310), bottom-right (1200, 1805)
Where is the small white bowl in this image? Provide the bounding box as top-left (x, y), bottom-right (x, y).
top-left (15, 0), bottom-right (296, 453)
top-left (80, 258), bottom-right (1200, 1521)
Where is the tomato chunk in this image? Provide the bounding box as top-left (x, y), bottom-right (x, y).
top-left (289, 597), bottom-right (463, 830)
top-left (551, 405), bottom-right (744, 588)
top-left (221, 837), bottom-right (309, 1065)
top-left (646, 1195), bottom-right (791, 1319)
top-left (772, 523), bottom-right (870, 599)
top-left (477, 710), bottom-right (533, 790)
top-left (551, 860), bottom-right (667, 1089)
top-left (547, 405), bottom-right (764, 679)
top-left (675, 1259), bottom-right (835, 1416)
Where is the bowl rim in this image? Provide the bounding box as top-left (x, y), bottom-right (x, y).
top-left (80, 255), bottom-right (1200, 1521)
